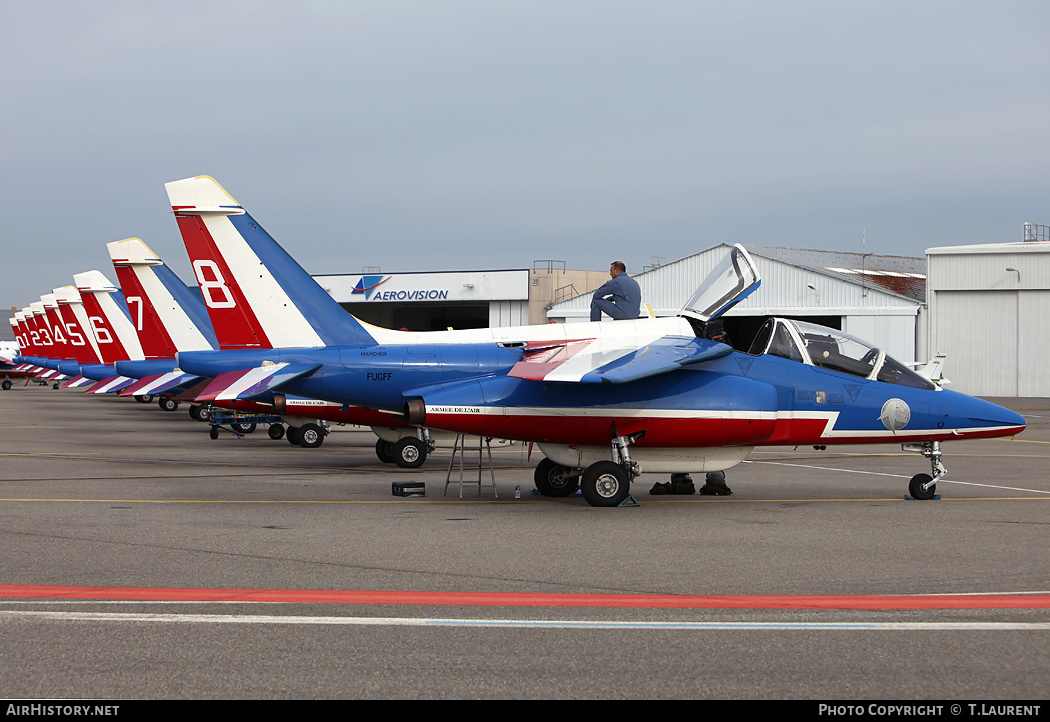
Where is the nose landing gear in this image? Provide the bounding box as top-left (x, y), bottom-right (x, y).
top-left (902, 441), bottom-right (946, 500)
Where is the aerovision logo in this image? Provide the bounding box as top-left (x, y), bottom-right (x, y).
top-left (350, 275), bottom-right (450, 302)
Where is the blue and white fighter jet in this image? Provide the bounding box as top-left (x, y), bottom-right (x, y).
top-left (168, 175), bottom-right (1026, 506)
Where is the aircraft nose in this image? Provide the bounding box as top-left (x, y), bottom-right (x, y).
top-left (968, 397), bottom-right (1027, 433)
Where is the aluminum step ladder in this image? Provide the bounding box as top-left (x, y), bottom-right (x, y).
top-left (444, 434), bottom-right (498, 499)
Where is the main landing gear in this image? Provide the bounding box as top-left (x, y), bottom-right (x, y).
top-left (286, 422), bottom-right (327, 448)
top-left (374, 430), bottom-right (434, 468)
top-left (902, 440), bottom-right (947, 500)
top-left (533, 431), bottom-right (643, 507)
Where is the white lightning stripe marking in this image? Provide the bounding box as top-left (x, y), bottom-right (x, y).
top-left (423, 405), bottom-right (1017, 440)
top-left (133, 372), bottom-right (184, 395)
top-left (88, 377), bottom-right (133, 394)
top-left (0, 610), bottom-right (1046, 631)
top-left (215, 365), bottom-right (288, 401)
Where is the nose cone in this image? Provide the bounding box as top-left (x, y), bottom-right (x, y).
top-left (946, 392), bottom-right (1026, 437)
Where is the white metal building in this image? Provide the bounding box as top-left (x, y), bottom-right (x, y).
top-left (547, 244), bottom-right (927, 364)
top-left (926, 239), bottom-right (1050, 396)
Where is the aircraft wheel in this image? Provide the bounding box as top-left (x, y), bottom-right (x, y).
top-left (375, 438), bottom-right (396, 463)
top-left (909, 473), bottom-right (936, 500)
top-left (135, 394), bottom-right (154, 403)
top-left (231, 421), bottom-right (256, 434)
top-left (268, 424), bottom-right (285, 440)
top-left (534, 457), bottom-right (579, 497)
top-left (209, 426), bottom-right (219, 440)
top-left (159, 397), bottom-right (179, 412)
top-left (2, 380), bottom-right (12, 390)
top-left (393, 437), bottom-right (426, 468)
top-left (580, 461), bottom-right (631, 507)
top-left (298, 423), bottom-right (324, 448)
top-left (287, 426), bottom-right (302, 446)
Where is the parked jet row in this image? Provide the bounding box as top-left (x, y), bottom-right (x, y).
top-left (8, 241), bottom-right (422, 458)
top-left (8, 175), bottom-right (1027, 506)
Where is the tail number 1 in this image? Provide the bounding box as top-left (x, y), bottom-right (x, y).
top-left (192, 260), bottom-right (236, 309)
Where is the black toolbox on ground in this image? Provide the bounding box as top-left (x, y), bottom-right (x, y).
top-left (392, 481), bottom-right (426, 497)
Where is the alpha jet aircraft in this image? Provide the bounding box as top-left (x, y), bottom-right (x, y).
top-left (168, 175), bottom-right (1026, 506)
top-left (106, 237), bottom-right (409, 450)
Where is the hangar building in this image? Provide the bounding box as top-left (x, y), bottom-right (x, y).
top-left (926, 226), bottom-right (1050, 396)
top-left (316, 264), bottom-right (612, 331)
top-left (547, 244), bottom-right (928, 365)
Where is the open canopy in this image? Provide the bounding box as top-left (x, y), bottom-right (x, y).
top-left (678, 244), bottom-right (761, 323)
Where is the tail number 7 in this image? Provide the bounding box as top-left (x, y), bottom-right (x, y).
top-left (192, 260), bottom-right (236, 309)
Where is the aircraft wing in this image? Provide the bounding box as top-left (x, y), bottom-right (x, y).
top-left (84, 377), bottom-right (138, 394)
top-left (60, 375), bottom-right (96, 389)
top-left (509, 335), bottom-right (733, 384)
top-left (194, 362), bottom-right (321, 402)
top-left (118, 371), bottom-right (203, 398)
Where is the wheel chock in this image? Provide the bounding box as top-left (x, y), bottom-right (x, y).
top-left (905, 494), bottom-right (942, 501)
top-left (618, 495), bottom-right (640, 508)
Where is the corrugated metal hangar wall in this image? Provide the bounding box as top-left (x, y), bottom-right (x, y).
top-left (927, 241), bottom-right (1050, 397)
top-left (548, 244), bottom-right (926, 366)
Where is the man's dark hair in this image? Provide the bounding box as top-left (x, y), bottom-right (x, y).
top-left (611, 261), bottom-right (626, 273)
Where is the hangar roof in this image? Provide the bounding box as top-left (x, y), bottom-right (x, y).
top-left (547, 243), bottom-right (926, 320)
top-left (746, 245), bottom-right (926, 303)
top-left (927, 240), bottom-right (1050, 255)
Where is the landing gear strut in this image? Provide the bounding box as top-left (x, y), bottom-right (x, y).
top-left (579, 431), bottom-right (643, 507)
top-left (903, 441), bottom-right (946, 500)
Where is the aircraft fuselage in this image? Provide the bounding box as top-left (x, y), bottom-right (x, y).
top-left (176, 343), bottom-right (1025, 450)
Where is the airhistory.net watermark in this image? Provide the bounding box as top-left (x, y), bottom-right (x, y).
top-left (6, 706), bottom-right (118, 717)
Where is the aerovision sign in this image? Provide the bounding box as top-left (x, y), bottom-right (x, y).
top-left (322, 270), bottom-right (530, 304)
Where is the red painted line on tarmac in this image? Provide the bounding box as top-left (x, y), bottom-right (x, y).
top-left (0, 585), bottom-right (1048, 609)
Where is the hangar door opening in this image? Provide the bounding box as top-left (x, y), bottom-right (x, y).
top-left (722, 315), bottom-right (842, 352)
top-left (340, 302), bottom-right (490, 332)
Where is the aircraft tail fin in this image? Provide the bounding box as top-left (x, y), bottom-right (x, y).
top-left (72, 270), bottom-right (144, 365)
top-left (164, 175), bottom-right (376, 350)
top-left (916, 353), bottom-right (950, 386)
top-left (108, 238), bottom-right (218, 358)
top-left (52, 285), bottom-right (104, 366)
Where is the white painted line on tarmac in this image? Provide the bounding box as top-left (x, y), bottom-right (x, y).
top-left (745, 460), bottom-right (909, 479)
top-left (746, 460), bottom-right (1050, 495)
top-left (0, 610), bottom-right (1047, 631)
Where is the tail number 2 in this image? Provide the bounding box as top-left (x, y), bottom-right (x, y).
top-left (192, 260), bottom-right (236, 309)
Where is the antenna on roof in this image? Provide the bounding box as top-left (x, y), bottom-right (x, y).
top-left (862, 229), bottom-right (868, 298)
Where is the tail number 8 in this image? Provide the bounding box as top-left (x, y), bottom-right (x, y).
top-left (192, 260), bottom-right (236, 309)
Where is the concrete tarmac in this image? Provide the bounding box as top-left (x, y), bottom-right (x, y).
top-left (0, 385), bottom-right (1047, 700)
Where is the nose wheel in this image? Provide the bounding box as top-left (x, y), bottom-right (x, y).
top-left (903, 441), bottom-right (946, 500)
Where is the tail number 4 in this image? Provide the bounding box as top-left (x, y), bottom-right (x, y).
top-left (192, 260), bottom-right (237, 309)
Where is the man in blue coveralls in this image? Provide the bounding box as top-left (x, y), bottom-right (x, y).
top-left (589, 261), bottom-right (641, 321)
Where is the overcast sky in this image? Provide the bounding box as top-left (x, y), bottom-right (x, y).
top-left (3, 0), bottom-right (1049, 309)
